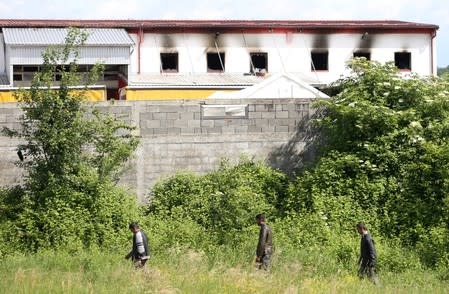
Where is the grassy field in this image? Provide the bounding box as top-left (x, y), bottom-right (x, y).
top-left (1, 250), bottom-right (448, 294)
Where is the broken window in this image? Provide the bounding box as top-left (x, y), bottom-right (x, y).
top-left (353, 51), bottom-right (371, 60)
top-left (395, 52), bottom-right (411, 70)
top-left (311, 51), bottom-right (328, 71)
top-left (160, 53), bottom-right (178, 73)
top-left (250, 52), bottom-right (268, 74)
top-left (207, 52), bottom-right (225, 72)
top-left (201, 104), bottom-right (248, 119)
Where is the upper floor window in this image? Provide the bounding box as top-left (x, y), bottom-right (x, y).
top-left (353, 51), bottom-right (371, 60)
top-left (311, 51), bottom-right (328, 71)
top-left (207, 52), bottom-right (225, 72)
top-left (395, 52), bottom-right (411, 71)
top-left (160, 53), bottom-right (178, 73)
top-left (250, 52), bottom-right (268, 74)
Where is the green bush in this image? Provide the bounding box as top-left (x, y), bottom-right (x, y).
top-left (148, 158), bottom-right (288, 246)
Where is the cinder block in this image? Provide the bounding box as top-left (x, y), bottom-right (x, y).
top-left (254, 118), bottom-right (269, 127)
top-left (167, 112), bottom-right (179, 120)
top-left (187, 120), bottom-right (201, 128)
top-left (207, 127), bottom-right (222, 134)
top-left (213, 120), bottom-right (226, 127)
top-left (261, 125), bottom-right (276, 132)
top-left (174, 119), bottom-right (189, 128)
top-left (140, 128), bottom-right (154, 136)
top-left (158, 105), bottom-right (182, 113)
top-left (146, 120), bottom-right (161, 128)
top-left (275, 111), bottom-right (289, 119)
top-left (152, 112), bottom-right (167, 120)
top-left (180, 112), bottom-right (194, 120)
top-left (200, 120), bottom-right (214, 128)
top-left (248, 111), bottom-right (262, 119)
top-left (261, 112), bottom-right (276, 119)
top-left (153, 128), bottom-right (168, 135)
top-left (181, 128), bottom-right (195, 134)
top-left (167, 128), bottom-right (181, 135)
top-left (221, 126), bottom-right (235, 134)
top-left (248, 126), bottom-right (262, 133)
top-left (275, 126), bottom-right (289, 132)
top-left (235, 125), bottom-right (249, 133)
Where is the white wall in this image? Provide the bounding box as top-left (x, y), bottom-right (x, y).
top-left (129, 32), bottom-right (434, 83)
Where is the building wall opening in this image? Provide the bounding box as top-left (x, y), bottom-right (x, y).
top-left (160, 53), bottom-right (179, 73)
top-left (12, 64), bottom-right (128, 100)
top-left (353, 51), bottom-right (371, 60)
top-left (311, 51), bottom-right (328, 71)
top-left (207, 52), bottom-right (225, 72)
top-left (250, 52), bottom-right (268, 74)
top-left (395, 52), bottom-right (411, 70)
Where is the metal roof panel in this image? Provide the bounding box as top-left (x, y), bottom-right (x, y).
top-left (0, 19), bottom-right (439, 31)
top-left (3, 28), bottom-right (134, 46)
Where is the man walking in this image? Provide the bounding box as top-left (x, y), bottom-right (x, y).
top-left (356, 222), bottom-right (378, 284)
top-left (125, 222), bottom-right (150, 269)
top-left (255, 214), bottom-right (273, 270)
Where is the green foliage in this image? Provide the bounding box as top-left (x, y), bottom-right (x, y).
top-left (437, 65), bottom-right (449, 76)
top-left (311, 58), bottom-right (449, 247)
top-left (148, 157), bottom-right (288, 246)
top-left (0, 28), bottom-right (139, 253)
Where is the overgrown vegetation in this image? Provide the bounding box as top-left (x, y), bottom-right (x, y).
top-left (1, 31), bottom-right (449, 292)
top-left (0, 28), bottom-right (139, 255)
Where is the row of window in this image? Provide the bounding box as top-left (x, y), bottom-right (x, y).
top-left (13, 64), bottom-right (125, 82)
top-left (11, 51), bottom-right (413, 81)
top-left (160, 51), bottom-right (412, 73)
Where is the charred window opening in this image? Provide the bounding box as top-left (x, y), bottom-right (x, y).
top-left (250, 52), bottom-right (268, 74)
top-left (160, 53), bottom-right (178, 73)
top-left (207, 52), bottom-right (225, 72)
top-left (353, 51), bottom-right (371, 60)
top-left (311, 51), bottom-right (328, 71)
top-left (395, 52), bottom-right (411, 70)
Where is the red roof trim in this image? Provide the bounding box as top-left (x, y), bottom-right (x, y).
top-left (0, 19), bottom-right (439, 31)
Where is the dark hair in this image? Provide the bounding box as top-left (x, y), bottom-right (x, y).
top-left (356, 222), bottom-right (367, 230)
top-left (129, 222), bottom-right (139, 229)
top-left (256, 214), bottom-right (266, 221)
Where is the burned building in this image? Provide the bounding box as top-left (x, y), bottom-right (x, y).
top-left (0, 19), bottom-right (439, 101)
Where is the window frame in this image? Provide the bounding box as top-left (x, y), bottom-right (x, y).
top-left (311, 51), bottom-right (329, 71)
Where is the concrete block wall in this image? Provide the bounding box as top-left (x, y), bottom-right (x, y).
top-left (0, 98), bottom-right (316, 202)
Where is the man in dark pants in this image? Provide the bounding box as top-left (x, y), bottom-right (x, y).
top-left (356, 222), bottom-right (378, 284)
top-left (255, 214), bottom-right (273, 270)
top-left (125, 222), bottom-right (150, 269)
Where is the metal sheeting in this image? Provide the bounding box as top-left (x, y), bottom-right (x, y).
top-left (9, 46), bottom-right (131, 65)
top-left (0, 74), bottom-right (9, 85)
top-left (129, 73), bottom-right (265, 87)
top-left (3, 28), bottom-right (134, 46)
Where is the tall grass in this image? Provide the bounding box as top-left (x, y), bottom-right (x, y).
top-left (1, 249), bottom-right (448, 294)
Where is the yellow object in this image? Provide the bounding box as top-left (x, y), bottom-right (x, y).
top-left (125, 88), bottom-right (237, 100)
top-left (0, 88), bottom-right (105, 102)
top-left (0, 90), bottom-right (14, 102)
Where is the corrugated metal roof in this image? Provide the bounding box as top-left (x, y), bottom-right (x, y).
top-left (129, 73), bottom-right (320, 88)
top-left (129, 73), bottom-right (266, 88)
top-left (0, 19), bottom-right (439, 31)
top-left (3, 28), bottom-right (134, 46)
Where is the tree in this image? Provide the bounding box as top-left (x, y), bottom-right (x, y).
top-left (1, 28), bottom-right (140, 252)
top-left (299, 58), bottom-right (449, 259)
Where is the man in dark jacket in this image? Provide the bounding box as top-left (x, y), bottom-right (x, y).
top-left (255, 214), bottom-right (273, 270)
top-left (125, 222), bottom-right (150, 269)
top-left (356, 222), bottom-right (378, 284)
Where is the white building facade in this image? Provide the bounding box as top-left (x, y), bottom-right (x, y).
top-left (0, 19), bottom-right (439, 101)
